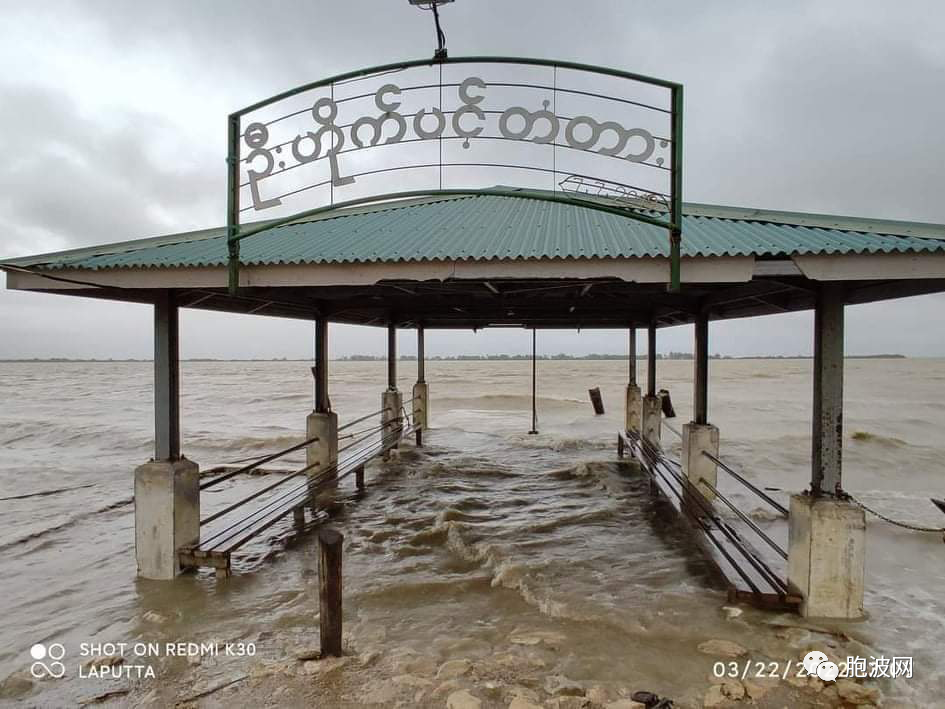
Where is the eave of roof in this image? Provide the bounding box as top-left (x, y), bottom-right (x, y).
top-left (3, 193), bottom-right (944, 272)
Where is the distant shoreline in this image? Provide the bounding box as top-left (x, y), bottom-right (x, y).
top-left (0, 354), bottom-right (909, 363)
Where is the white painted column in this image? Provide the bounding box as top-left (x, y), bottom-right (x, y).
top-left (135, 291), bottom-right (200, 580)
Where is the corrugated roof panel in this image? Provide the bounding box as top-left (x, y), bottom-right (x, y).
top-left (12, 193), bottom-right (945, 271)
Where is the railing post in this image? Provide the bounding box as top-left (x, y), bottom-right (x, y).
top-left (318, 528), bottom-right (344, 657)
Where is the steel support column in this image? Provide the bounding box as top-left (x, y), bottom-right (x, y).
top-left (647, 321), bottom-right (657, 397)
top-left (811, 284), bottom-right (845, 495)
top-left (417, 326), bottom-right (425, 383)
top-left (387, 322), bottom-right (397, 391)
top-left (694, 312), bottom-right (709, 426)
top-left (528, 328), bottom-right (538, 434)
top-left (628, 328), bottom-right (637, 386)
top-left (315, 316), bottom-right (330, 413)
top-left (154, 291), bottom-right (180, 461)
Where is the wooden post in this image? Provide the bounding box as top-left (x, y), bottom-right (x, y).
top-left (588, 387), bottom-right (605, 414)
top-left (355, 465), bottom-right (365, 491)
top-left (293, 506), bottom-right (305, 530)
top-left (318, 527), bottom-right (343, 657)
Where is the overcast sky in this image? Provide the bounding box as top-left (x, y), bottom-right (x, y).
top-left (1, 0), bottom-right (943, 359)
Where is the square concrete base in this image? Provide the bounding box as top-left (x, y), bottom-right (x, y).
top-left (641, 395), bottom-right (662, 448)
top-left (625, 384), bottom-right (642, 433)
top-left (382, 390), bottom-right (404, 451)
top-left (412, 382), bottom-right (429, 431)
top-left (682, 422), bottom-right (719, 500)
top-left (306, 411), bottom-right (339, 471)
top-left (135, 458), bottom-right (200, 579)
top-left (788, 494), bottom-right (866, 619)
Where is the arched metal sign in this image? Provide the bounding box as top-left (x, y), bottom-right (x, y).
top-left (226, 57), bottom-right (683, 291)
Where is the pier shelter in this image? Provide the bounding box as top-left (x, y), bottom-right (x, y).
top-left (5, 191), bottom-right (945, 619)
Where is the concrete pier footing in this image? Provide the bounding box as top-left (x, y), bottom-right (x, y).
top-left (306, 411), bottom-right (339, 484)
top-left (134, 458), bottom-right (200, 579)
top-left (681, 422), bottom-right (719, 500)
top-left (788, 494), bottom-right (866, 619)
top-left (625, 384), bottom-right (642, 432)
top-left (412, 382), bottom-right (428, 431)
top-left (382, 390), bottom-right (404, 453)
top-left (641, 395), bottom-right (662, 447)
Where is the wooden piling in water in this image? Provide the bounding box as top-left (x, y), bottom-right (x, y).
top-left (318, 527), bottom-right (343, 657)
top-left (355, 465), bottom-right (365, 491)
top-left (588, 387), bottom-right (605, 415)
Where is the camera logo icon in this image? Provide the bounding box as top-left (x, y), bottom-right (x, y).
top-left (29, 643), bottom-right (66, 679)
top-left (803, 650), bottom-right (839, 682)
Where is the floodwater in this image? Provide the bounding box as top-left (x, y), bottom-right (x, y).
top-left (1, 358), bottom-right (944, 707)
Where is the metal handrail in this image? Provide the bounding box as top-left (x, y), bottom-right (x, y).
top-left (211, 425), bottom-right (416, 554)
top-left (625, 430), bottom-right (789, 594)
top-left (702, 451), bottom-right (789, 517)
top-left (696, 476), bottom-right (787, 560)
top-left (623, 430), bottom-right (765, 595)
top-left (338, 406), bottom-right (392, 432)
top-left (200, 434), bottom-right (319, 490)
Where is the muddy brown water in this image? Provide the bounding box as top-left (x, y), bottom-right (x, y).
top-left (1, 359), bottom-right (944, 705)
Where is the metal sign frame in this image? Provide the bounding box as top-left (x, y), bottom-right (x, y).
top-left (226, 56), bottom-right (683, 292)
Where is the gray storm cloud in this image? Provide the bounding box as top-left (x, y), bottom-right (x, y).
top-left (1, 0), bottom-right (943, 359)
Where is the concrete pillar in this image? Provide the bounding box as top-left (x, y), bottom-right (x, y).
top-left (681, 422), bottom-right (719, 499)
top-left (306, 411), bottom-right (339, 485)
top-left (135, 459), bottom-right (200, 579)
top-left (641, 395), bottom-right (662, 448)
top-left (788, 494), bottom-right (866, 619)
top-left (382, 389), bottom-right (403, 456)
top-left (135, 292), bottom-right (200, 580)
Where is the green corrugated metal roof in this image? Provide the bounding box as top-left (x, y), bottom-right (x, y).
top-left (6, 193), bottom-right (945, 271)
